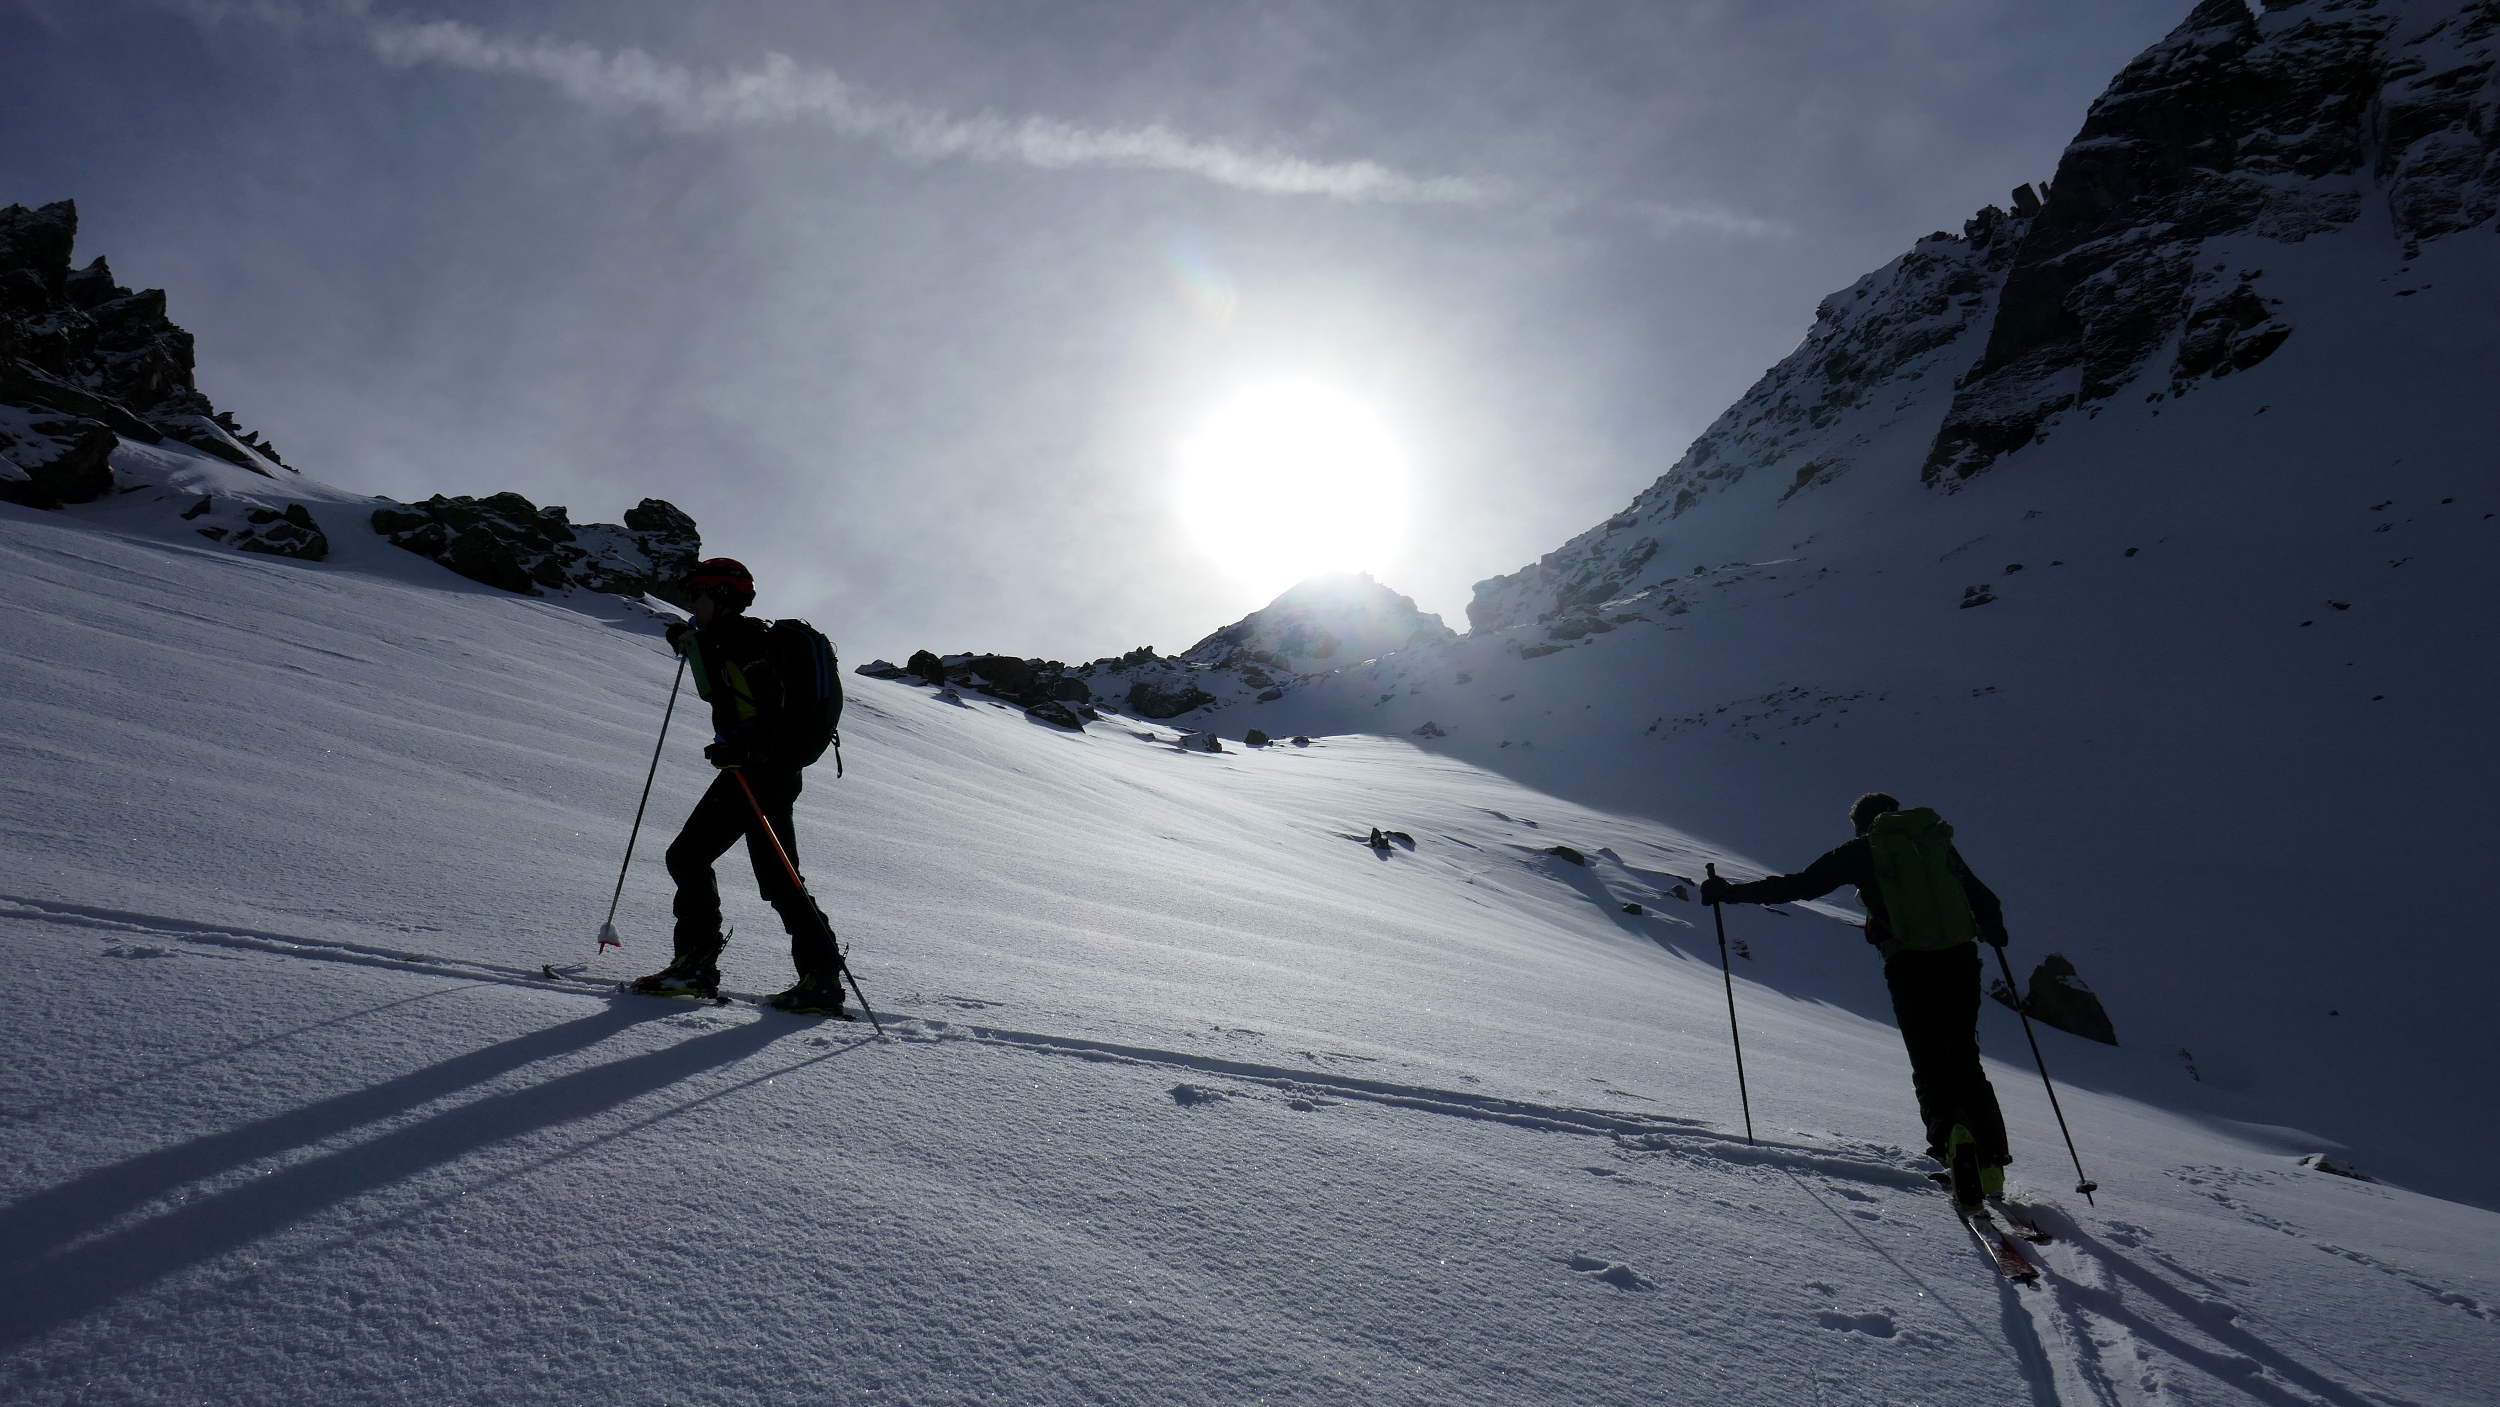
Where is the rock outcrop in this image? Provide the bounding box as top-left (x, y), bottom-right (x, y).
top-left (873, 573), bottom-right (1457, 723)
top-left (370, 493), bottom-right (701, 600)
top-left (1931, 0), bottom-right (2499, 481)
top-left (1, 200), bottom-right (293, 507)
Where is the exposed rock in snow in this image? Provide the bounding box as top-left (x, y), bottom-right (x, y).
top-left (369, 493), bottom-right (701, 601)
top-left (897, 572), bottom-right (1457, 723)
top-left (1182, 572), bottom-right (1456, 673)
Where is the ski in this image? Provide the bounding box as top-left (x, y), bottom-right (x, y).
top-left (1924, 1171), bottom-right (2056, 1244)
top-left (1991, 1201), bottom-right (2055, 1244)
top-left (540, 963), bottom-right (860, 1019)
top-left (541, 963), bottom-right (733, 1006)
top-left (1962, 1211), bottom-right (2043, 1284)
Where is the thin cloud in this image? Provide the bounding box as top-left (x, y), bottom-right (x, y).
top-left (364, 16), bottom-right (1496, 205)
top-left (1622, 199), bottom-right (1791, 240)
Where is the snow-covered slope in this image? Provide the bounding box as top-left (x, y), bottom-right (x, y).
top-left (6, 489), bottom-right (2498, 1405)
top-left (1158, 0), bottom-right (2500, 1212)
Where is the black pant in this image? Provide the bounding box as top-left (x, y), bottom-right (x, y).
top-left (665, 768), bottom-right (835, 976)
top-left (1884, 943), bottom-right (2010, 1166)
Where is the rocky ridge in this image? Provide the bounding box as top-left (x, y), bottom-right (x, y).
top-left (370, 493), bottom-right (701, 602)
top-left (1466, 0), bottom-right (2500, 636)
top-left (0, 200), bottom-right (291, 510)
top-left (858, 574), bottom-right (1454, 726)
top-left (0, 198), bottom-right (703, 596)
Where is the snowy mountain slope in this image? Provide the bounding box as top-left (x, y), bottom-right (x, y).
top-left (6, 492), bottom-right (2499, 1406)
top-left (1132, 0), bottom-right (2500, 1212)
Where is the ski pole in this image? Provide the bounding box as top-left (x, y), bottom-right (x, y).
top-left (599, 655), bottom-right (686, 953)
top-left (730, 769), bottom-right (885, 1036)
top-left (1993, 941), bottom-right (2097, 1204)
top-left (1705, 863), bottom-right (1756, 1146)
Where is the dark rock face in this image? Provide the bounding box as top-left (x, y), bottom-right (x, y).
top-left (1991, 953), bottom-right (2120, 1045)
top-left (182, 495), bottom-right (329, 560)
top-left (1129, 678), bottom-right (1217, 719)
top-left (233, 503), bottom-right (329, 560)
top-left (371, 492), bottom-right (700, 599)
top-left (906, 649), bottom-right (947, 686)
top-left (1025, 700), bottom-right (1087, 730)
top-left (1928, 0), bottom-right (2500, 481)
top-left (0, 417), bottom-right (113, 508)
top-left (1, 200), bottom-right (295, 507)
top-left (1469, 0), bottom-right (2500, 634)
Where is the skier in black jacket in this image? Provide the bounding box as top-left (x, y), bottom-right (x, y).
top-left (631, 558), bottom-right (844, 1014)
top-left (1700, 792), bottom-right (2011, 1209)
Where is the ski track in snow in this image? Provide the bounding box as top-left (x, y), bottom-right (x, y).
top-left (6, 893), bottom-right (2487, 1407)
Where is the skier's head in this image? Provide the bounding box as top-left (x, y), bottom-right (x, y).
top-left (1849, 791), bottom-right (1901, 835)
top-left (684, 558), bottom-right (755, 621)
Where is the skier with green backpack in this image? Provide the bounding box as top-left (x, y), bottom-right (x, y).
top-left (1700, 792), bottom-right (2012, 1210)
top-left (630, 557), bottom-right (852, 1016)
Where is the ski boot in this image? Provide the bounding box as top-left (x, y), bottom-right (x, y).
top-left (1947, 1124), bottom-right (1985, 1214)
top-left (631, 952), bottom-right (721, 1000)
top-left (766, 970), bottom-right (848, 1018)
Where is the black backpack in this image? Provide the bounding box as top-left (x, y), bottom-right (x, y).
top-left (765, 618), bottom-right (845, 774)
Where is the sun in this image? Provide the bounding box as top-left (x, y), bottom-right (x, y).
top-left (1176, 382), bottom-right (1408, 596)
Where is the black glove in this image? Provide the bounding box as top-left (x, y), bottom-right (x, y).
top-left (665, 620), bottom-right (694, 652)
top-left (703, 740), bottom-right (747, 770)
top-left (1984, 929), bottom-right (2009, 949)
top-left (1699, 876), bottom-right (1734, 906)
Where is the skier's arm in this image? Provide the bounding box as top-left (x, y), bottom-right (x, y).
top-left (1948, 846), bottom-right (2009, 946)
top-left (1717, 839), bottom-right (1871, 906)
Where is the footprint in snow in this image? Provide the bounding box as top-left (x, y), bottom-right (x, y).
top-left (1567, 1255), bottom-right (1655, 1291)
top-left (1814, 1310), bottom-right (1898, 1339)
top-left (1169, 1083), bottom-right (1228, 1106)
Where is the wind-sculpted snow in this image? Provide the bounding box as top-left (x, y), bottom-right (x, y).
top-left (5, 495), bottom-right (2498, 1403)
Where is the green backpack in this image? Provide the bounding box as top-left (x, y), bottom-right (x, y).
top-left (1867, 807), bottom-right (1976, 952)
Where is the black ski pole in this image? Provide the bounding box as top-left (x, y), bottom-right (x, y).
top-left (599, 655), bottom-right (686, 954)
top-left (731, 770), bottom-right (885, 1036)
top-left (1993, 941), bottom-right (2098, 1204)
top-left (1705, 863), bottom-right (1756, 1146)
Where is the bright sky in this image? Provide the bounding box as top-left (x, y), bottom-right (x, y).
top-left (3, 0), bottom-right (2185, 661)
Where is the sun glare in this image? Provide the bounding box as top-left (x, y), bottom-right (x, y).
top-left (1177, 382), bottom-right (1408, 595)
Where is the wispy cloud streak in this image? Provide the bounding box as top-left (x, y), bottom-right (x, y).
top-left (364, 17), bottom-right (1495, 205)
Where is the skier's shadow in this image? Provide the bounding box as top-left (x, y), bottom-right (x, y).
top-left (2038, 1217), bottom-right (2389, 1407)
top-left (0, 1002), bottom-right (794, 1348)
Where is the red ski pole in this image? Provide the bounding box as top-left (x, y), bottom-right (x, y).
top-left (730, 770), bottom-right (883, 1035)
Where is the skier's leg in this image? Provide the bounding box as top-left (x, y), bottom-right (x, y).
top-left (739, 771), bottom-right (836, 976)
top-left (1885, 951), bottom-right (1958, 1159)
top-left (1943, 944), bottom-right (2013, 1167)
top-left (663, 773), bottom-right (748, 960)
